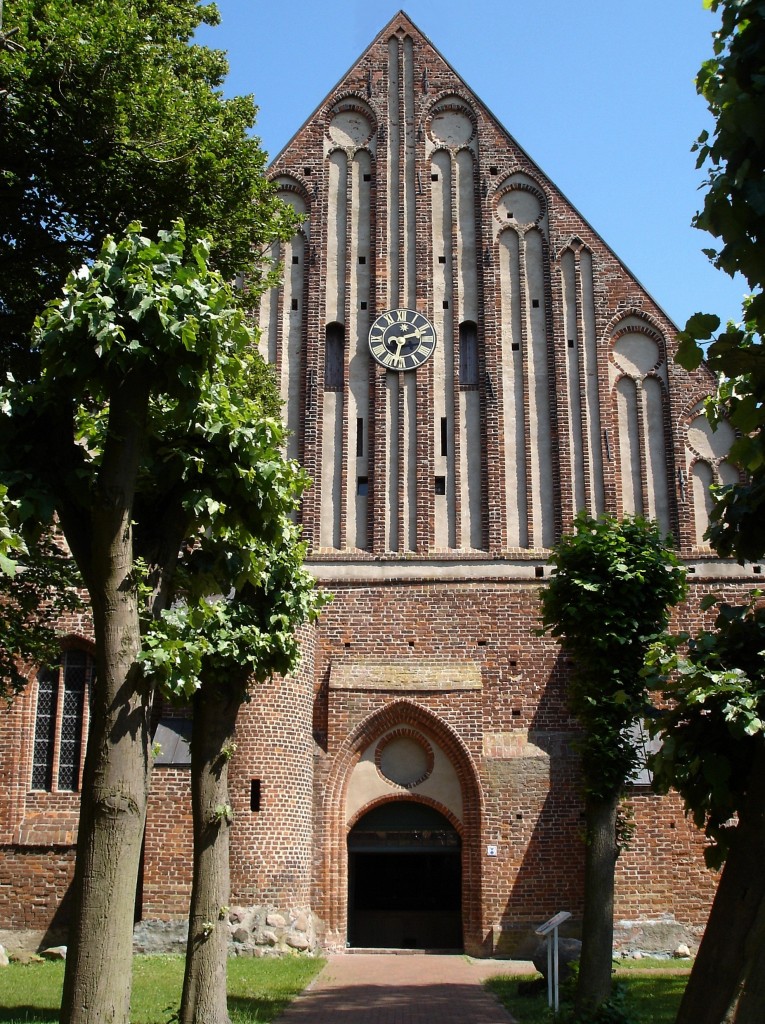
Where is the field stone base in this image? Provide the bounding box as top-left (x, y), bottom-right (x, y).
top-left (132, 906), bottom-right (319, 956)
top-left (228, 906), bottom-right (318, 956)
top-left (613, 916), bottom-right (702, 955)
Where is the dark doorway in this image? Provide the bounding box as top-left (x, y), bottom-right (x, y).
top-left (348, 802), bottom-right (462, 950)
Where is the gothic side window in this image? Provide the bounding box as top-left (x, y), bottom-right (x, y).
top-left (31, 649), bottom-right (93, 791)
top-left (325, 322), bottom-right (345, 390)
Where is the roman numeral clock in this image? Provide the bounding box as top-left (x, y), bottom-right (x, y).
top-left (368, 308), bottom-right (437, 371)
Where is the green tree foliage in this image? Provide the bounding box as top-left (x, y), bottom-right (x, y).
top-left (0, 0), bottom-right (296, 367)
top-left (540, 514), bottom-right (687, 798)
top-left (142, 527), bottom-right (327, 1024)
top-left (0, 222), bottom-right (301, 1024)
top-left (675, 0), bottom-right (765, 561)
top-left (646, 595), bottom-right (765, 870)
top-left (540, 513), bottom-right (686, 1015)
top-left (0, 487), bottom-right (85, 696)
top-left (646, 594), bottom-right (765, 1024)
top-left (645, 5), bottom-right (765, 1019)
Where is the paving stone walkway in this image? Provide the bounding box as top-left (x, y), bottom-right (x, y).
top-left (275, 952), bottom-right (536, 1024)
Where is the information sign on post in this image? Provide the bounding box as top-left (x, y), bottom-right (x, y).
top-left (535, 911), bottom-right (572, 1012)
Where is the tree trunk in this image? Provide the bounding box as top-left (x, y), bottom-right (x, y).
top-left (675, 741), bottom-right (765, 1024)
top-left (60, 373), bottom-right (152, 1024)
top-left (575, 792), bottom-right (619, 1013)
top-left (180, 682), bottom-right (242, 1024)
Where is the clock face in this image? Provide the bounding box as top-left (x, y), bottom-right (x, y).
top-left (368, 308), bottom-right (437, 371)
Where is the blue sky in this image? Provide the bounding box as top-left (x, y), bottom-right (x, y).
top-left (198, 1), bottom-right (746, 333)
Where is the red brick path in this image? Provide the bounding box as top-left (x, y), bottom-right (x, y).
top-left (275, 953), bottom-right (536, 1024)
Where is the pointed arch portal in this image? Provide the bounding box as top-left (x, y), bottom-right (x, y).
top-left (347, 801), bottom-right (462, 949)
top-left (319, 697), bottom-right (485, 954)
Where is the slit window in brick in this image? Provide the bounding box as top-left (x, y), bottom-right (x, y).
top-left (459, 321), bottom-right (479, 385)
top-left (325, 322), bottom-right (345, 391)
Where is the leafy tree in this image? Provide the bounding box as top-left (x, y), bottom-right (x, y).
top-left (0, 222), bottom-right (298, 1024)
top-left (0, 0), bottom-right (296, 368)
top-left (539, 513), bottom-right (686, 1015)
top-left (1, 5), bottom-right (299, 1018)
top-left (141, 528), bottom-right (326, 1024)
top-left (675, 0), bottom-right (765, 561)
top-left (645, 596), bottom-right (765, 1024)
top-left (643, 3), bottom-right (765, 1020)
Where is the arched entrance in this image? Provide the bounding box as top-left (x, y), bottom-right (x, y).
top-left (347, 801), bottom-right (462, 950)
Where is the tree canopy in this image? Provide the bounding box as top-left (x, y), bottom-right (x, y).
top-left (646, 595), bottom-right (765, 870)
top-left (0, 0), bottom-right (296, 368)
top-left (0, 221), bottom-right (305, 1024)
top-left (647, 4), bottom-right (765, 1019)
top-left (1, 4), bottom-right (307, 1021)
top-left (540, 513), bottom-right (687, 799)
top-left (675, 0), bottom-right (765, 561)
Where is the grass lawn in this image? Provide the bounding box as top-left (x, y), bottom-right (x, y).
top-left (485, 960), bottom-right (691, 1023)
top-left (0, 955), bottom-right (324, 1024)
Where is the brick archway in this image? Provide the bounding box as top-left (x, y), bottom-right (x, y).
top-left (317, 699), bottom-right (486, 954)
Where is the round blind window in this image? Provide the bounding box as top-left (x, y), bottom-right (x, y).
top-left (376, 732), bottom-right (434, 789)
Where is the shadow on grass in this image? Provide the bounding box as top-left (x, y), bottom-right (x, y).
top-left (0, 1007), bottom-right (60, 1024)
top-left (486, 973), bottom-right (688, 1024)
top-left (229, 993), bottom-right (295, 1023)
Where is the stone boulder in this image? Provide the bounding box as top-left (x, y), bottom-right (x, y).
top-left (532, 937), bottom-right (582, 983)
top-left (41, 946), bottom-right (67, 960)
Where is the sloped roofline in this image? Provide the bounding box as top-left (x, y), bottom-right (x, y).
top-left (268, 9), bottom-right (680, 333)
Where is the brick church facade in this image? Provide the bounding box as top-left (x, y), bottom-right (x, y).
top-left (0, 12), bottom-right (758, 957)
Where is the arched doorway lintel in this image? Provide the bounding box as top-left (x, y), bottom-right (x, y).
top-left (346, 791), bottom-right (465, 836)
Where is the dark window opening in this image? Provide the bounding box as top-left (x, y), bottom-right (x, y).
top-left (325, 322), bottom-right (345, 390)
top-left (431, 173), bottom-right (439, 181)
top-left (507, 210), bottom-right (513, 219)
top-left (512, 342), bottom-right (520, 352)
top-left (356, 418), bottom-right (364, 458)
top-left (357, 477), bottom-right (369, 496)
top-left (250, 779), bottom-right (262, 812)
top-left (303, 166), bottom-right (312, 175)
top-left (459, 321), bottom-right (479, 386)
top-left (291, 298), bottom-right (298, 311)
top-left (292, 255), bottom-right (299, 265)
top-left (358, 256), bottom-right (366, 264)
top-left (568, 338), bottom-right (575, 348)
top-left (440, 418), bottom-right (448, 457)
top-left (363, 173), bottom-right (372, 182)
top-left (489, 165), bottom-right (498, 175)
top-left (153, 718), bottom-right (192, 766)
top-left (443, 300), bottom-right (449, 309)
top-left (435, 476), bottom-right (446, 495)
top-left (360, 301), bottom-right (368, 310)
top-left (438, 255), bottom-right (446, 264)
top-left (531, 298), bottom-right (540, 308)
